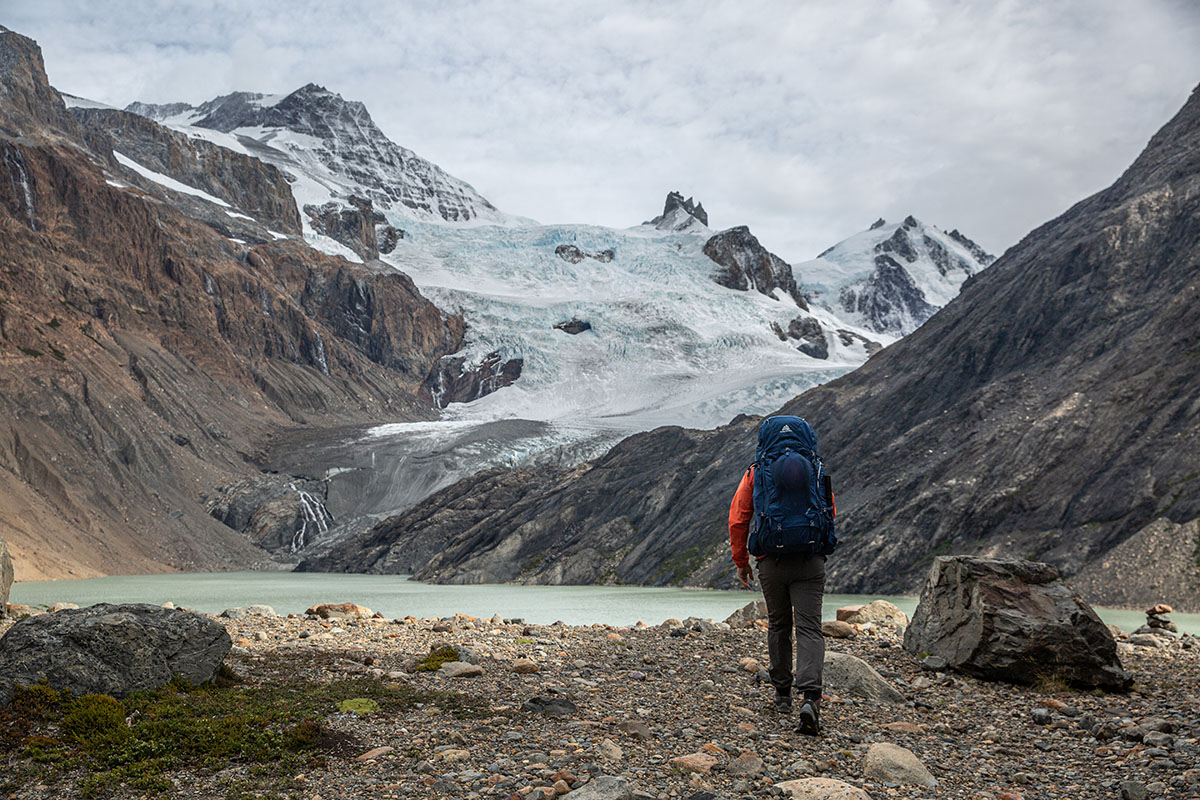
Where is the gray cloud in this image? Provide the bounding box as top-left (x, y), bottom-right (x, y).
top-left (7, 0), bottom-right (1199, 259)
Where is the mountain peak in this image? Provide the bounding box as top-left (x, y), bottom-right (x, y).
top-left (0, 26), bottom-right (82, 140)
top-left (126, 84), bottom-right (508, 225)
top-left (648, 190), bottom-right (708, 232)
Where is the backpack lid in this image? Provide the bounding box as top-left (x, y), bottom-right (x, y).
top-left (757, 415), bottom-right (818, 458)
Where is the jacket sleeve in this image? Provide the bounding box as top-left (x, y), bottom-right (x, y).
top-left (728, 467), bottom-right (754, 570)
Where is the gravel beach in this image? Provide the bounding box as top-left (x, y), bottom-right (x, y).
top-left (3, 606), bottom-right (1198, 799)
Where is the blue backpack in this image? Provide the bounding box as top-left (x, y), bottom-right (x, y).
top-left (746, 415), bottom-right (837, 557)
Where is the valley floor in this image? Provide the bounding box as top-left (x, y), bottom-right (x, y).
top-left (3, 612), bottom-right (1198, 799)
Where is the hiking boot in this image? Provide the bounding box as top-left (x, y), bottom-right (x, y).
top-left (795, 693), bottom-right (821, 735)
top-left (773, 691), bottom-right (792, 715)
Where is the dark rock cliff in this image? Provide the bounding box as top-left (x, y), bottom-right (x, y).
top-left (424, 352), bottom-right (524, 408)
top-left (313, 86), bottom-right (1200, 609)
top-left (0, 27), bottom-right (464, 580)
top-left (704, 226), bottom-right (807, 307)
top-left (303, 195), bottom-right (400, 261)
top-left (69, 105), bottom-right (302, 235)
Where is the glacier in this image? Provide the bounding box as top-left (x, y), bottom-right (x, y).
top-left (122, 85), bottom-right (993, 540)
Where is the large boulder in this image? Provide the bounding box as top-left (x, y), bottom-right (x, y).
top-left (723, 599), bottom-right (767, 628)
top-left (775, 777), bottom-right (871, 799)
top-left (862, 742), bottom-right (937, 787)
top-left (823, 651), bottom-right (905, 703)
top-left (903, 557), bottom-right (1131, 690)
top-left (841, 599), bottom-right (909, 630)
top-left (0, 537), bottom-right (12, 618)
top-left (0, 603), bottom-right (231, 704)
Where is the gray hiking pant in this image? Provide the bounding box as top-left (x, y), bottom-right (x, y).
top-left (756, 553), bottom-right (826, 695)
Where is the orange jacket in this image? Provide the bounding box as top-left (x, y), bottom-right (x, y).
top-left (729, 466), bottom-right (835, 569)
top-left (728, 467), bottom-right (755, 569)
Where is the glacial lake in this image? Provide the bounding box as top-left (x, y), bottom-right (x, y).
top-left (9, 572), bottom-right (1198, 635)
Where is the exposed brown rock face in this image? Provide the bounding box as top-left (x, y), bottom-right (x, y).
top-left (0, 537), bottom-right (12, 616)
top-left (70, 106), bottom-right (302, 235)
top-left (703, 226), bottom-right (806, 307)
top-left (424, 351), bottom-right (523, 408)
top-left (0, 27), bottom-right (464, 580)
top-left (377, 223), bottom-right (404, 255)
top-left (304, 195), bottom-right (383, 260)
top-left (0, 26), bottom-right (83, 140)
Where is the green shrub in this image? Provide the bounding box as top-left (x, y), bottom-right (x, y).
top-left (62, 694), bottom-right (129, 747)
top-left (0, 663), bottom-right (486, 796)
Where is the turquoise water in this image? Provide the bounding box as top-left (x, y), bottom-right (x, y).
top-left (9, 572), bottom-right (1196, 633)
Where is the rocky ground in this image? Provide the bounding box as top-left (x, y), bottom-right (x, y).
top-left (4, 604), bottom-right (1198, 800)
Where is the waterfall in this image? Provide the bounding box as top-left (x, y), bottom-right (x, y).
top-left (289, 482), bottom-right (333, 553)
top-left (312, 332), bottom-right (330, 375)
top-left (5, 146), bottom-right (37, 230)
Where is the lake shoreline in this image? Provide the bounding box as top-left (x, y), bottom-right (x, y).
top-left (8, 571), bottom-right (1200, 634)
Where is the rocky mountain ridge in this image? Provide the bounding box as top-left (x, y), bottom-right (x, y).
top-left (127, 84), bottom-right (511, 228)
top-left (308, 85), bottom-right (1200, 611)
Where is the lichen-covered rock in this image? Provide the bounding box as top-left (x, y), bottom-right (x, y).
top-left (219, 605), bottom-right (277, 619)
top-left (569, 776), bottom-right (633, 800)
top-left (0, 603), bottom-right (231, 704)
top-left (903, 556), bottom-right (1131, 690)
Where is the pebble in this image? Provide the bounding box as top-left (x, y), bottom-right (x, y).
top-left (598, 738), bottom-right (623, 761)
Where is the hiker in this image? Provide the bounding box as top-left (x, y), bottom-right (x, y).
top-left (728, 415), bottom-right (837, 735)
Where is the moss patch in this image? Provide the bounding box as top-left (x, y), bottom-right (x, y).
top-left (336, 698), bottom-right (379, 715)
top-left (410, 645), bottom-right (461, 672)
top-left (0, 669), bottom-right (484, 798)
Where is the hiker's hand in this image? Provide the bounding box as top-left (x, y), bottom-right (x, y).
top-left (737, 565), bottom-right (754, 589)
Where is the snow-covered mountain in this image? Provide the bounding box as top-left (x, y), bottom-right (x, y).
top-left (121, 84), bottom-right (993, 527)
top-left (796, 215), bottom-right (995, 335)
top-left (127, 85), bottom-right (520, 236)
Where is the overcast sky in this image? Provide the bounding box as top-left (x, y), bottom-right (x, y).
top-left (6, 0), bottom-right (1199, 260)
